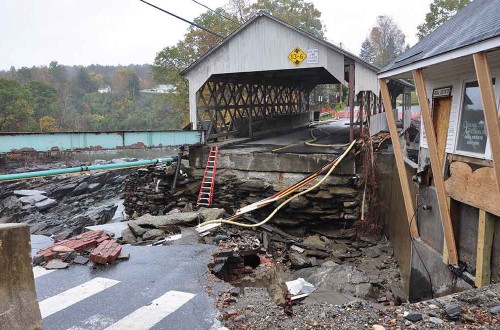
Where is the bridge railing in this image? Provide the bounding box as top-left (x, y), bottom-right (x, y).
top-left (0, 130), bottom-right (205, 153)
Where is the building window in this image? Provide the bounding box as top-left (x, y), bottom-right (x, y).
top-left (456, 81), bottom-right (494, 154)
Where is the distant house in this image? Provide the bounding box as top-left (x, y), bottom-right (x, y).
top-left (140, 84), bottom-right (175, 94)
top-left (98, 85), bottom-right (111, 94)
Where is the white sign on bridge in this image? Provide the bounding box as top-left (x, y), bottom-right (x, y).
top-left (307, 49), bottom-right (319, 64)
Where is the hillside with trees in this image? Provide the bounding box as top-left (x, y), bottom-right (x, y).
top-left (0, 63), bottom-right (185, 132)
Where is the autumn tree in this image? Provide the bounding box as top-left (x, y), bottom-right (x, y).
top-left (249, 0), bottom-right (325, 38)
top-left (368, 16), bottom-right (406, 68)
top-left (26, 80), bottom-right (60, 122)
top-left (39, 116), bottom-right (59, 132)
top-left (417, 0), bottom-right (470, 40)
top-left (0, 78), bottom-right (34, 131)
top-left (359, 38), bottom-right (375, 64)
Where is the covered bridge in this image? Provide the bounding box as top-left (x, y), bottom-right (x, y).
top-left (181, 11), bottom-right (410, 140)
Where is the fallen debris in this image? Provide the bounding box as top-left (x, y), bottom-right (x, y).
top-left (90, 239), bottom-right (122, 264)
top-left (44, 259), bottom-right (69, 269)
top-left (33, 230), bottom-right (126, 267)
top-left (285, 277), bottom-right (316, 300)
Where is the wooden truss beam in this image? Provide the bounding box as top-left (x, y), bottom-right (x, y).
top-left (379, 79), bottom-right (419, 238)
top-left (413, 69), bottom-right (458, 265)
top-left (473, 52), bottom-right (500, 197)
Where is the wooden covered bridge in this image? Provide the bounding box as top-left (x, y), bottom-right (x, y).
top-left (181, 11), bottom-right (413, 141)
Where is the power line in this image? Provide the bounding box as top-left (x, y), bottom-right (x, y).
top-left (191, 0), bottom-right (240, 25)
top-left (139, 0), bottom-right (224, 38)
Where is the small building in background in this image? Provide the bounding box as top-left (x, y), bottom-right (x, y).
top-left (140, 84), bottom-right (175, 94)
top-left (97, 85), bottom-right (111, 94)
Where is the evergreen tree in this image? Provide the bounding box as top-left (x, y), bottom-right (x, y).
top-left (359, 38), bottom-right (375, 64)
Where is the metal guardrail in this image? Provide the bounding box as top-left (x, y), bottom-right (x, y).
top-left (0, 130), bottom-right (205, 153)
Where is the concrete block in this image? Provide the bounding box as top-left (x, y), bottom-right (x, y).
top-left (409, 239), bottom-right (471, 302)
top-left (0, 224), bottom-right (42, 329)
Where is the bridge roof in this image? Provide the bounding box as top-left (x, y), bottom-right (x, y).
top-left (181, 11), bottom-right (379, 77)
top-left (181, 11), bottom-right (380, 96)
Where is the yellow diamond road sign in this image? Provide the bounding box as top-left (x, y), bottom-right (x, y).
top-left (288, 47), bottom-right (306, 67)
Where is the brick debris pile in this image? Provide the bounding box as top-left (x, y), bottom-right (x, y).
top-left (33, 230), bottom-right (126, 268)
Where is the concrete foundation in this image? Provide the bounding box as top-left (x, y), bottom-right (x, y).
top-left (0, 224), bottom-right (42, 330)
top-left (190, 146), bottom-right (355, 175)
top-left (409, 239), bottom-right (471, 302)
top-left (377, 152), bottom-right (417, 296)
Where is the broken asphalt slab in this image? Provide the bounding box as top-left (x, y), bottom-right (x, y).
top-left (35, 243), bottom-right (219, 330)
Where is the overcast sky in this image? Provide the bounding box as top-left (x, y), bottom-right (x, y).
top-left (0, 0), bottom-right (432, 70)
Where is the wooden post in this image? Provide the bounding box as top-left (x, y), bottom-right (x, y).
top-left (443, 197), bottom-right (459, 264)
top-left (379, 79), bottom-right (419, 237)
top-left (413, 69), bottom-right (458, 265)
top-left (349, 63), bottom-right (355, 141)
top-left (359, 91), bottom-right (364, 136)
top-left (473, 52), bottom-right (500, 196)
top-left (475, 209), bottom-right (495, 287)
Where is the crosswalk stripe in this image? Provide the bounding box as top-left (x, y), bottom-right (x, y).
top-left (33, 266), bottom-right (56, 278)
top-left (39, 277), bottom-right (120, 319)
top-left (103, 291), bottom-right (196, 330)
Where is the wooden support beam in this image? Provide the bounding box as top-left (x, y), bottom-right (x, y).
top-left (475, 209), bottom-right (495, 288)
top-left (349, 63), bottom-right (355, 141)
top-left (359, 91), bottom-right (364, 136)
top-left (443, 197), bottom-right (459, 264)
top-left (413, 69), bottom-right (458, 265)
top-left (379, 79), bottom-right (419, 237)
top-left (473, 52), bottom-right (500, 197)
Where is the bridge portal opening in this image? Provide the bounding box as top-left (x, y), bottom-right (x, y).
top-left (196, 67), bottom-right (341, 140)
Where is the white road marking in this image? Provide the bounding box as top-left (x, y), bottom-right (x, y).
top-left (39, 277), bottom-right (120, 319)
top-left (104, 291), bottom-right (196, 330)
top-left (33, 266), bottom-right (56, 278)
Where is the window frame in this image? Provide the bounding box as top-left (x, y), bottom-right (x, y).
top-left (453, 78), bottom-right (494, 160)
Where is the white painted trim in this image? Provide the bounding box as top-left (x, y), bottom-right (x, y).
top-left (104, 291), bottom-right (195, 330)
top-left (33, 266), bottom-right (56, 279)
top-left (453, 77), bottom-right (497, 160)
top-left (378, 36), bottom-right (500, 79)
top-left (39, 277), bottom-right (120, 318)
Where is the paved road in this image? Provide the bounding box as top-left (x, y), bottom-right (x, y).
top-left (33, 242), bottom-right (219, 330)
top-left (224, 119), bottom-right (351, 155)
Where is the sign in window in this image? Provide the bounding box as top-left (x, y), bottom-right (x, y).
top-left (456, 81), bottom-right (492, 154)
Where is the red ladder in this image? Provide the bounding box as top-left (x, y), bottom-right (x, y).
top-left (197, 146), bottom-right (219, 207)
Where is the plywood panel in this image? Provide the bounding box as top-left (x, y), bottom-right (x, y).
top-left (445, 161), bottom-right (500, 217)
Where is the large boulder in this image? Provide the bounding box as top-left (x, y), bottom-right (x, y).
top-left (0, 196), bottom-right (22, 217)
top-left (121, 228), bottom-right (137, 244)
top-left (128, 221), bottom-right (146, 237)
top-left (239, 179), bottom-right (269, 192)
top-left (70, 182), bottom-right (89, 196)
top-left (135, 212), bottom-right (200, 227)
top-left (199, 207), bottom-right (225, 221)
top-left (19, 195), bottom-right (47, 205)
top-left (289, 196), bottom-right (309, 209)
top-left (143, 229), bottom-right (165, 240)
top-left (35, 198), bottom-right (57, 211)
top-left (289, 252), bottom-right (312, 269)
top-left (13, 189), bottom-right (47, 197)
top-left (50, 183), bottom-right (78, 199)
